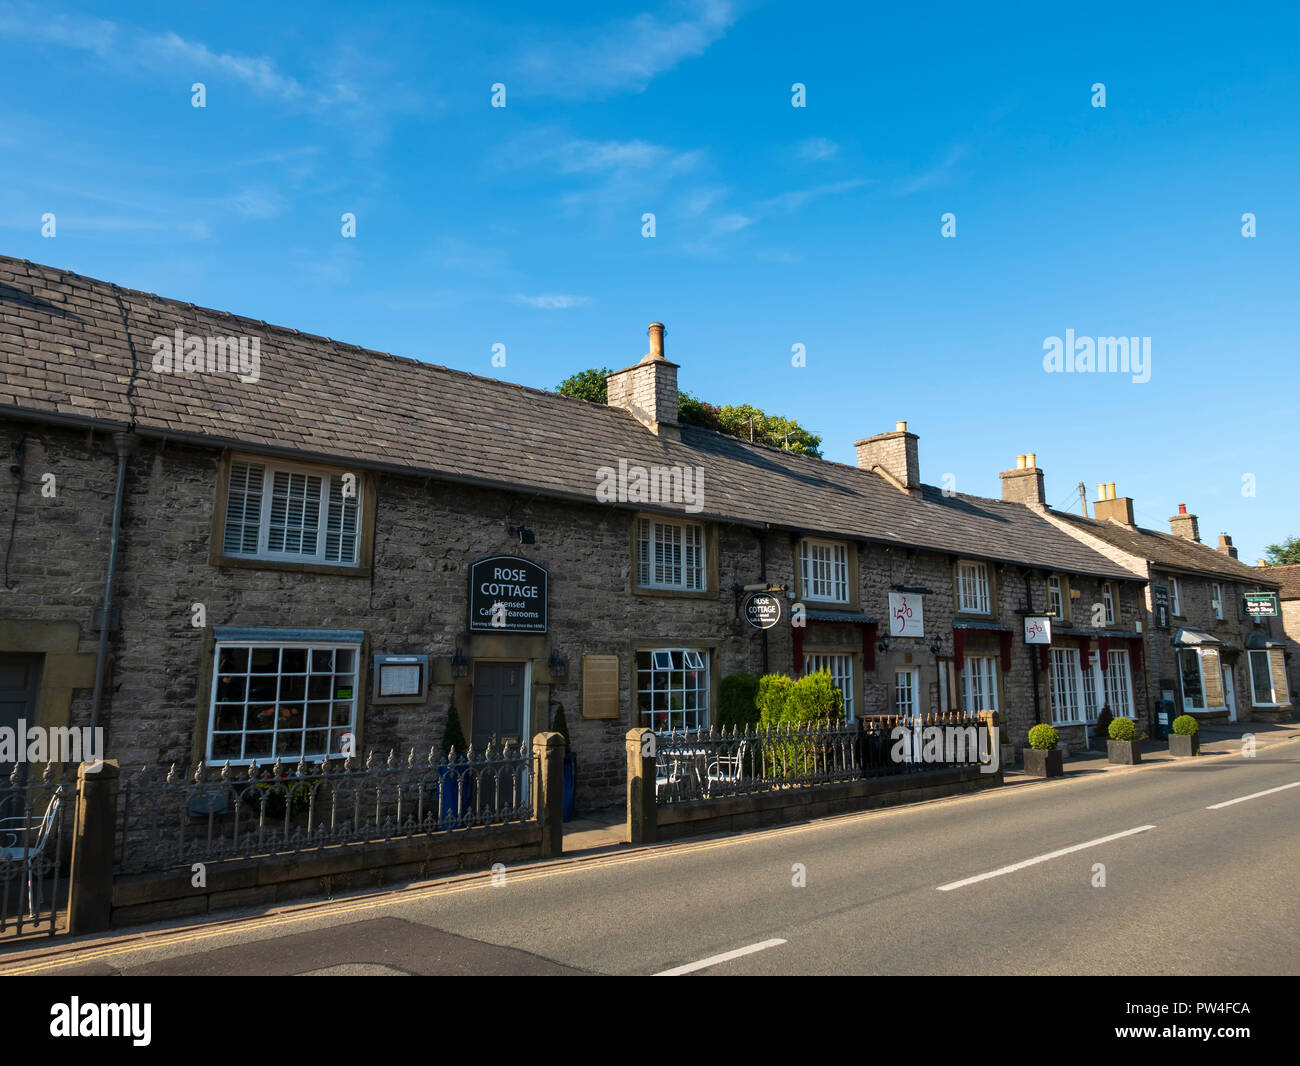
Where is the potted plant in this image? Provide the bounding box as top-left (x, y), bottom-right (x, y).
top-left (1107, 716), bottom-right (1142, 764)
top-left (1169, 714), bottom-right (1200, 757)
top-left (552, 703), bottom-right (577, 822)
top-left (1023, 723), bottom-right (1063, 778)
top-left (438, 704), bottom-right (474, 823)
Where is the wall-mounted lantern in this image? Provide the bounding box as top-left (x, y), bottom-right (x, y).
top-left (450, 648), bottom-right (469, 678)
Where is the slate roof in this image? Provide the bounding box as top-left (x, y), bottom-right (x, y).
top-left (1051, 510), bottom-right (1279, 586)
top-left (1256, 564), bottom-right (1300, 600)
top-left (0, 255), bottom-right (1136, 581)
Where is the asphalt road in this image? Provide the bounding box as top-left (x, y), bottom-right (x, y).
top-left (5, 741), bottom-right (1298, 976)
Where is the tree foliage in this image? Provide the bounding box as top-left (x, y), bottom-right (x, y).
top-left (555, 370), bottom-right (823, 458)
top-left (1262, 536), bottom-right (1300, 565)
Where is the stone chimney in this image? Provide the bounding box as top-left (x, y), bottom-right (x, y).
top-left (855, 421), bottom-right (920, 493)
top-left (1000, 453), bottom-right (1046, 509)
top-left (1217, 534), bottom-right (1239, 559)
top-left (1169, 503), bottom-right (1200, 542)
top-left (1093, 482), bottom-right (1135, 526)
top-left (605, 322), bottom-right (679, 440)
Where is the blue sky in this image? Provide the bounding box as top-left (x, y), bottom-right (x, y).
top-left (2, 1), bottom-right (1297, 563)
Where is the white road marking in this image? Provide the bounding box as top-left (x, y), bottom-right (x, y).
top-left (654, 938), bottom-right (787, 976)
top-left (1206, 780), bottom-right (1300, 810)
top-left (937, 825), bottom-right (1157, 891)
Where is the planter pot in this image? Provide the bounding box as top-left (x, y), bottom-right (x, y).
top-left (1107, 739), bottom-right (1142, 765)
top-left (562, 748), bottom-right (577, 822)
top-left (1023, 748), bottom-right (1063, 778)
top-left (1169, 733), bottom-right (1200, 757)
top-left (999, 743), bottom-right (1017, 768)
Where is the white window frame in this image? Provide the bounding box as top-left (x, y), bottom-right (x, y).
top-left (637, 648), bottom-right (710, 732)
top-left (1248, 649), bottom-right (1280, 706)
top-left (223, 457), bottom-right (362, 567)
top-left (1049, 576), bottom-right (1064, 619)
top-left (207, 640), bottom-right (361, 765)
top-left (637, 517), bottom-right (706, 591)
top-left (805, 653), bottom-right (855, 721)
top-left (800, 538), bottom-right (850, 604)
top-left (1170, 576), bottom-right (1182, 616)
top-left (1049, 647), bottom-right (1085, 725)
top-left (956, 561), bottom-right (991, 615)
top-left (1211, 583), bottom-right (1223, 621)
top-left (1103, 583), bottom-right (1117, 627)
top-left (1105, 650), bottom-right (1135, 719)
top-left (960, 656), bottom-right (999, 714)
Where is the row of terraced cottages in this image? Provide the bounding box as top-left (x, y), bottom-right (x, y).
top-left (0, 257), bottom-right (1289, 808)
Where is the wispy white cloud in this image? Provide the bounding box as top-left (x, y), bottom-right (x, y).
top-left (893, 145), bottom-right (967, 196)
top-left (758, 179), bottom-right (871, 213)
top-left (515, 0), bottom-right (737, 99)
top-left (796, 137), bottom-right (839, 162)
top-left (513, 293), bottom-right (591, 310)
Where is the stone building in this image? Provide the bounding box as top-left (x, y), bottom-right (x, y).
top-left (1253, 563), bottom-right (1299, 705)
top-left (1, 256), bottom-right (1149, 808)
top-left (1043, 490), bottom-right (1291, 724)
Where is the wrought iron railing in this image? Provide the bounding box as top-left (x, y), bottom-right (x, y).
top-left (1, 764), bottom-right (78, 937)
top-left (115, 742), bottom-right (532, 877)
top-left (654, 713), bottom-right (992, 805)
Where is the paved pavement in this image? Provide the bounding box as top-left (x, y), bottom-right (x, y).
top-left (2, 726), bottom-right (1296, 977)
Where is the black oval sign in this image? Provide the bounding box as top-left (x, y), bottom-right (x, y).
top-left (744, 592), bottom-right (782, 630)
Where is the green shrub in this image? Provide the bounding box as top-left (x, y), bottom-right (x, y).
top-left (755, 674), bottom-right (794, 726)
top-left (1108, 716), bottom-right (1137, 742)
top-left (1027, 723), bottom-right (1059, 751)
top-left (1172, 714), bottom-right (1199, 736)
top-left (551, 703), bottom-right (571, 745)
top-left (756, 670), bottom-right (844, 727)
top-left (719, 673), bottom-right (761, 732)
top-left (441, 704), bottom-right (468, 756)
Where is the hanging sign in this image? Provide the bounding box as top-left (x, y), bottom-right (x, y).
top-left (743, 592), bottom-right (783, 630)
top-left (1243, 592), bottom-right (1279, 617)
top-left (469, 556), bottom-right (548, 633)
top-left (888, 592), bottom-right (924, 637)
top-left (1024, 616), bottom-right (1052, 645)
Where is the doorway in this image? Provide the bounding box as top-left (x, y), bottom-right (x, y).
top-left (0, 653), bottom-right (42, 811)
top-left (471, 661), bottom-right (530, 749)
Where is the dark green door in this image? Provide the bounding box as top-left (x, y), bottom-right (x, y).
top-left (0, 653), bottom-right (42, 813)
top-left (471, 662), bottom-right (527, 750)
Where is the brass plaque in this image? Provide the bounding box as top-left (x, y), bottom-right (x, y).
top-left (582, 654), bottom-right (620, 720)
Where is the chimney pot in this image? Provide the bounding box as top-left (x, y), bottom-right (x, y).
top-left (1107, 482), bottom-right (1116, 500)
top-left (1178, 503), bottom-right (1187, 515)
top-left (895, 420), bottom-right (907, 433)
top-left (1026, 452), bottom-right (1037, 468)
top-left (1016, 455), bottom-right (1026, 470)
top-left (646, 322), bottom-right (666, 361)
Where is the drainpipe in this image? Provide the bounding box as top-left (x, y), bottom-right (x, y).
top-left (1025, 570), bottom-right (1041, 724)
top-left (89, 431), bottom-right (137, 735)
